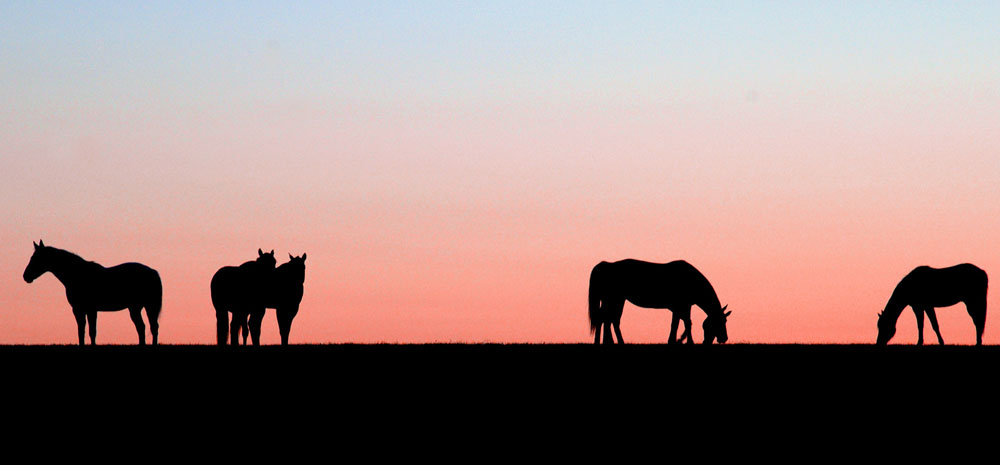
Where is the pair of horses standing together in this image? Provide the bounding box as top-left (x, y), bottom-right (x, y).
top-left (211, 249), bottom-right (307, 346)
top-left (589, 259), bottom-right (988, 346)
top-left (22, 241), bottom-right (305, 346)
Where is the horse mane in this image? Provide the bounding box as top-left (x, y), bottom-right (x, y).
top-left (45, 246), bottom-right (101, 270)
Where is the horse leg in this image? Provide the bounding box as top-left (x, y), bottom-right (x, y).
top-left (230, 311), bottom-right (244, 346)
top-left (129, 307), bottom-right (146, 345)
top-left (593, 321), bottom-right (602, 344)
top-left (668, 313), bottom-right (680, 344)
top-left (913, 307), bottom-right (925, 346)
top-left (146, 304), bottom-right (160, 346)
top-left (216, 308), bottom-right (229, 345)
top-left (74, 309), bottom-right (86, 346)
top-left (86, 311), bottom-right (98, 345)
top-left (604, 300), bottom-right (623, 344)
top-left (612, 319), bottom-right (624, 345)
top-left (925, 307), bottom-right (944, 345)
top-left (248, 309), bottom-right (265, 346)
top-left (965, 299), bottom-right (986, 346)
top-left (241, 315), bottom-right (250, 345)
top-left (678, 307), bottom-right (694, 344)
top-left (277, 308), bottom-right (294, 346)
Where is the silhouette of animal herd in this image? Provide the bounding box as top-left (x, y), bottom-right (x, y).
top-left (24, 240), bottom-right (306, 346)
top-left (22, 240), bottom-right (989, 346)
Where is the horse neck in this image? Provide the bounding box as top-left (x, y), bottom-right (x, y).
top-left (882, 285), bottom-right (910, 322)
top-left (45, 249), bottom-right (95, 288)
top-left (276, 265), bottom-right (304, 285)
top-left (697, 283), bottom-right (723, 316)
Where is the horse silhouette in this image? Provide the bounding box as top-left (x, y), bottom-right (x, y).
top-left (211, 249), bottom-right (276, 345)
top-left (22, 240), bottom-right (162, 345)
top-left (877, 264), bottom-right (988, 345)
top-left (246, 254), bottom-right (306, 346)
top-left (588, 259), bottom-right (730, 344)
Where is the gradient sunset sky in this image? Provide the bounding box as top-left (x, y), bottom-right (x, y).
top-left (3, 2), bottom-right (999, 344)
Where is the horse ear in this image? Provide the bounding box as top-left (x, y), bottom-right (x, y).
top-left (33, 241), bottom-right (38, 249)
top-left (724, 311), bottom-right (732, 317)
top-left (38, 239), bottom-right (45, 248)
top-left (270, 249), bottom-right (274, 255)
top-left (301, 253), bottom-right (306, 262)
top-left (259, 248), bottom-right (264, 256)
top-left (289, 253), bottom-right (294, 260)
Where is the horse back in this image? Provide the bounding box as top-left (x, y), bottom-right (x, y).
top-left (905, 264), bottom-right (988, 307)
top-left (74, 262), bottom-right (160, 311)
top-left (610, 259), bottom-right (719, 310)
top-left (212, 265), bottom-right (256, 307)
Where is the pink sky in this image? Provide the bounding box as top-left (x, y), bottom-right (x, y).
top-left (4, 94), bottom-right (999, 345)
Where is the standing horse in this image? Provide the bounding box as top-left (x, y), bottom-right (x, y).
top-left (23, 240), bottom-right (162, 345)
top-left (247, 253), bottom-right (306, 346)
top-left (589, 259), bottom-right (730, 344)
top-left (877, 264), bottom-right (988, 345)
top-left (211, 249), bottom-right (276, 345)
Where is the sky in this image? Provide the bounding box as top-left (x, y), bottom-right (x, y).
top-left (2, 2), bottom-right (999, 344)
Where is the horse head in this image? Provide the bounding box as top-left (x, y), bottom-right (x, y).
top-left (279, 253), bottom-right (307, 283)
top-left (23, 240), bottom-right (49, 283)
top-left (702, 305), bottom-right (731, 344)
top-left (256, 248), bottom-right (277, 269)
top-left (875, 311), bottom-right (895, 345)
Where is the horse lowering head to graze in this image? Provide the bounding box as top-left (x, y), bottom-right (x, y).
top-left (589, 259), bottom-right (730, 345)
top-left (24, 240), bottom-right (162, 345)
top-left (876, 264), bottom-right (988, 346)
top-left (211, 249), bottom-right (276, 345)
top-left (702, 306), bottom-right (731, 344)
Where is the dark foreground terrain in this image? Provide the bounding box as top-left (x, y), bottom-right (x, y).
top-left (6, 343), bottom-right (997, 404)
top-left (4, 344), bottom-right (997, 450)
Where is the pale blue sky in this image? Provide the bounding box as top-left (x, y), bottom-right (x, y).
top-left (4, 1), bottom-right (998, 119)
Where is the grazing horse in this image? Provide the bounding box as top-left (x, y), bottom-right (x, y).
top-left (211, 249), bottom-right (276, 345)
top-left (877, 264), bottom-right (988, 346)
top-left (589, 259), bottom-right (730, 344)
top-left (22, 240), bottom-right (162, 345)
top-left (247, 254), bottom-right (306, 346)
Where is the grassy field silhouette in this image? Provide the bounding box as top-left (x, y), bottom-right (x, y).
top-left (5, 343), bottom-right (996, 445)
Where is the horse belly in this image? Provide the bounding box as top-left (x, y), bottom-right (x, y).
top-left (914, 285), bottom-right (966, 308)
top-left (94, 280), bottom-right (148, 311)
top-left (626, 294), bottom-right (684, 311)
top-left (93, 291), bottom-right (135, 312)
top-left (621, 277), bottom-right (689, 310)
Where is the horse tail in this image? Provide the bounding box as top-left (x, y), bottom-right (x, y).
top-left (978, 268), bottom-right (989, 334)
top-left (211, 270), bottom-right (229, 345)
top-left (148, 269), bottom-right (163, 323)
top-left (146, 269), bottom-right (162, 344)
top-left (588, 262), bottom-right (605, 335)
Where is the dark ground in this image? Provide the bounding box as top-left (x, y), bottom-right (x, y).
top-left (3, 344), bottom-right (995, 452)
